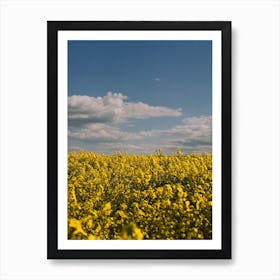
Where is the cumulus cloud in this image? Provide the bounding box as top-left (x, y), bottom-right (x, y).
top-left (68, 93), bottom-right (126, 126)
top-left (68, 92), bottom-right (182, 127)
top-left (69, 122), bottom-right (165, 143)
top-left (168, 116), bottom-right (212, 139)
top-left (125, 102), bottom-right (181, 119)
top-left (68, 92), bottom-right (212, 154)
top-left (165, 116), bottom-right (212, 148)
top-left (68, 146), bottom-right (83, 152)
top-left (69, 123), bottom-right (143, 143)
top-left (68, 115), bottom-right (212, 154)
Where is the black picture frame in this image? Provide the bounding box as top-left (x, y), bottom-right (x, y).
top-left (47, 21), bottom-right (231, 259)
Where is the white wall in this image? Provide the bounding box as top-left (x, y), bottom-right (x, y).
top-left (0, 0), bottom-right (279, 279)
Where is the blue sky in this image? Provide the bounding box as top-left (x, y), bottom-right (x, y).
top-left (68, 40), bottom-right (212, 154)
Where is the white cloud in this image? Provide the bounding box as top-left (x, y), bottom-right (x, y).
top-left (68, 92), bottom-right (182, 127)
top-left (68, 93), bottom-right (126, 126)
top-left (69, 123), bottom-right (168, 144)
top-left (168, 116), bottom-right (212, 139)
top-left (161, 114), bottom-right (212, 153)
top-left (68, 146), bottom-right (82, 152)
top-left (69, 123), bottom-right (143, 143)
top-left (125, 102), bottom-right (181, 119)
top-left (68, 115), bottom-right (212, 154)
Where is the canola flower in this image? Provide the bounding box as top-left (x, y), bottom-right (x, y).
top-left (68, 150), bottom-right (212, 240)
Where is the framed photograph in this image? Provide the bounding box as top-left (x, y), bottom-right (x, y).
top-left (47, 21), bottom-right (231, 259)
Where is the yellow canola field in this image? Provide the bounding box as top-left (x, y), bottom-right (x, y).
top-left (68, 151), bottom-right (212, 240)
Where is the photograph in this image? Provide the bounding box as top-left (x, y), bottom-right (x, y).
top-left (47, 21), bottom-right (231, 259)
top-left (67, 39), bottom-right (213, 241)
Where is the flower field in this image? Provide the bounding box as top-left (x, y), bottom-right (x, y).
top-left (68, 151), bottom-right (212, 240)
